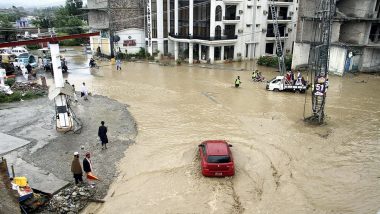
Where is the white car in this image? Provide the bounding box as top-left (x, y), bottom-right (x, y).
top-left (11, 47), bottom-right (29, 57)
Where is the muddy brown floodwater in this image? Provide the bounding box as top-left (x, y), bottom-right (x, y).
top-left (58, 49), bottom-right (380, 214)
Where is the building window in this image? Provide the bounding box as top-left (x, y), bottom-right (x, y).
top-left (193, 1), bottom-right (210, 38)
top-left (215, 25), bottom-right (222, 38)
top-left (215, 6), bottom-right (222, 21)
top-left (265, 42), bottom-right (274, 54)
top-left (152, 0), bottom-right (157, 38)
top-left (179, 0), bottom-right (189, 37)
top-left (163, 0), bottom-right (168, 38)
top-left (170, 0), bottom-right (174, 34)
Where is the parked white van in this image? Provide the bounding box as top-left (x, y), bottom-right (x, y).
top-left (11, 47), bottom-right (29, 56)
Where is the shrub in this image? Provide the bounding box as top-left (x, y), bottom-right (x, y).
top-left (257, 55), bottom-right (293, 70)
top-left (257, 56), bottom-right (278, 67)
top-left (59, 39), bottom-right (82, 46)
top-left (0, 91), bottom-right (45, 103)
top-left (26, 44), bottom-right (41, 50)
top-left (5, 78), bottom-right (15, 86)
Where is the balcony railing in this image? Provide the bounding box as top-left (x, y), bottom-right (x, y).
top-left (169, 33), bottom-right (238, 40)
top-left (223, 16), bottom-right (240, 21)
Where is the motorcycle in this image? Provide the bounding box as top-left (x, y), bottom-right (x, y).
top-left (89, 59), bottom-right (98, 69)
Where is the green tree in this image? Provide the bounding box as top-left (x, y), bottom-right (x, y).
top-left (0, 14), bottom-right (16, 42)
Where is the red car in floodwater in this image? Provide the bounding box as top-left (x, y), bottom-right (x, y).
top-left (198, 140), bottom-right (235, 177)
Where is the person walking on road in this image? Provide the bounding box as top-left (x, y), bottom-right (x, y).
top-left (235, 76), bottom-right (242, 88)
top-left (71, 152), bottom-right (83, 185)
top-left (98, 121), bottom-right (108, 149)
top-left (72, 84), bottom-right (78, 103)
top-left (81, 82), bottom-right (88, 101)
top-left (116, 59), bottom-right (122, 71)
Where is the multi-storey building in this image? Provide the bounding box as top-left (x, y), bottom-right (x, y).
top-left (292, 0), bottom-right (380, 75)
top-left (147, 0), bottom-right (299, 64)
top-left (87, 0), bottom-right (144, 56)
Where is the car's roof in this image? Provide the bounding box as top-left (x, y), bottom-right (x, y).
top-left (13, 47), bottom-right (27, 50)
top-left (203, 140), bottom-right (229, 156)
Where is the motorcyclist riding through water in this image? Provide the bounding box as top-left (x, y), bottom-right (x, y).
top-left (89, 58), bottom-right (96, 68)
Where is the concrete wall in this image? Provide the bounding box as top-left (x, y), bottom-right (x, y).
top-left (110, 9), bottom-right (144, 31)
top-left (339, 22), bottom-right (371, 45)
top-left (88, 0), bottom-right (144, 31)
top-left (291, 42), bottom-right (310, 69)
top-left (295, 0), bottom-right (318, 42)
top-left (331, 22), bottom-right (342, 43)
top-left (329, 46), bottom-right (347, 76)
top-left (114, 28), bottom-right (145, 54)
top-left (336, 0), bottom-right (376, 18)
top-left (88, 11), bottom-right (109, 30)
top-left (361, 48), bottom-right (380, 71)
top-left (91, 36), bottom-right (111, 56)
top-left (87, 0), bottom-right (108, 9)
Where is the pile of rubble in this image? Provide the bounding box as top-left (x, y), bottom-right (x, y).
top-left (11, 82), bottom-right (48, 94)
top-left (47, 183), bottom-right (96, 214)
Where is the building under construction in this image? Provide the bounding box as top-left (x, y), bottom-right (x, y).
top-left (292, 0), bottom-right (380, 75)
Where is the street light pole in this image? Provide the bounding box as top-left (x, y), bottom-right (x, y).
top-left (108, 0), bottom-right (115, 58)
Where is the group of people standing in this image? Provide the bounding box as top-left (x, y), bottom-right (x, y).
top-left (64, 80), bottom-right (89, 102)
top-left (70, 121), bottom-right (109, 185)
top-left (71, 152), bottom-right (93, 185)
top-left (285, 70), bottom-right (305, 86)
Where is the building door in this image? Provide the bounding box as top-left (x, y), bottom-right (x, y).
top-left (224, 46), bottom-right (234, 60)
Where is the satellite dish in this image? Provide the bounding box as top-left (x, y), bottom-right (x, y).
top-left (112, 35), bottom-right (120, 42)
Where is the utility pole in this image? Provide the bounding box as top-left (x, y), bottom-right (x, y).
top-left (305, 0), bottom-right (336, 124)
top-left (108, 0), bottom-right (115, 58)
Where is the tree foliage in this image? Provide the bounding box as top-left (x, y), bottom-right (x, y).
top-left (32, 0), bottom-right (87, 34)
top-left (0, 14), bottom-right (16, 42)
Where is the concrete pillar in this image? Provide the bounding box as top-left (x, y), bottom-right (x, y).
top-left (174, 41), bottom-right (179, 61)
top-left (50, 43), bottom-right (64, 88)
top-left (210, 1), bottom-right (216, 37)
top-left (189, 43), bottom-right (193, 64)
top-left (189, 0), bottom-right (194, 36)
top-left (157, 0), bottom-right (164, 54)
top-left (199, 44), bottom-right (202, 60)
top-left (209, 46), bottom-right (215, 64)
top-left (167, 0), bottom-right (170, 35)
top-left (375, 26), bottom-right (380, 43)
top-left (221, 46), bottom-right (225, 61)
top-left (174, 0), bottom-right (178, 34)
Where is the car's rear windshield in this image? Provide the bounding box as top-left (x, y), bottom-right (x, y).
top-left (207, 155), bottom-right (231, 163)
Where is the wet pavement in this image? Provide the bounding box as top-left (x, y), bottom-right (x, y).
top-left (41, 48), bottom-right (380, 213)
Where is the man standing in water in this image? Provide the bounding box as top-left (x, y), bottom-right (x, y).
top-left (98, 121), bottom-right (108, 149)
top-left (81, 82), bottom-right (88, 101)
top-left (116, 59), bottom-right (122, 71)
top-left (235, 76), bottom-right (242, 88)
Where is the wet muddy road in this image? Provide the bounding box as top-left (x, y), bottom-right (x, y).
top-left (60, 50), bottom-right (380, 214)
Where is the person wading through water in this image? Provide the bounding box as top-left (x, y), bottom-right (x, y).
top-left (235, 76), bottom-right (242, 88)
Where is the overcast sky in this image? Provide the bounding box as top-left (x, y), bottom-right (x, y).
top-left (0, 0), bottom-right (87, 8)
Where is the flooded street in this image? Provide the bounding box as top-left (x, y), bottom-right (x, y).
top-left (60, 49), bottom-right (380, 214)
